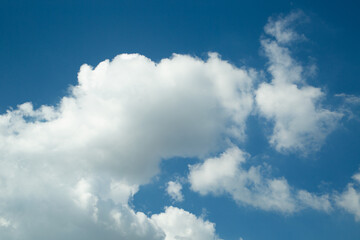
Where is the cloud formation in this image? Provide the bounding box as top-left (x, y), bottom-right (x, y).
top-left (256, 12), bottom-right (342, 153)
top-left (0, 50), bottom-right (256, 239)
top-left (336, 172), bottom-right (360, 221)
top-left (0, 52), bottom-right (254, 184)
top-left (188, 146), bottom-right (332, 213)
top-left (166, 181), bottom-right (184, 202)
top-left (335, 93), bottom-right (360, 105)
top-left (0, 46), bottom-right (253, 239)
top-left (0, 10), bottom-right (353, 239)
top-left (151, 206), bottom-right (221, 240)
top-left (264, 11), bottom-right (306, 44)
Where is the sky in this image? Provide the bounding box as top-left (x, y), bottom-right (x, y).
top-left (0, 0), bottom-right (360, 239)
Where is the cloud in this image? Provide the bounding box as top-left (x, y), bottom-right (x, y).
top-left (166, 181), bottom-right (184, 202)
top-left (0, 53), bottom-right (254, 186)
top-left (335, 93), bottom-right (360, 105)
top-left (335, 172), bottom-right (360, 221)
top-left (151, 206), bottom-right (221, 240)
top-left (0, 217), bottom-right (11, 228)
top-left (0, 52), bottom-right (255, 238)
top-left (0, 9), bottom-right (352, 239)
top-left (256, 13), bottom-right (342, 153)
top-left (264, 11), bottom-right (306, 44)
top-left (188, 147), bottom-right (296, 213)
top-left (188, 147), bottom-right (332, 213)
top-left (188, 146), bottom-right (332, 213)
top-left (297, 190), bottom-right (332, 212)
top-left (0, 173), bottom-right (221, 240)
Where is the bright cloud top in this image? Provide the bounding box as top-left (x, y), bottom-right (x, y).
top-left (151, 206), bottom-right (221, 240)
top-left (0, 51), bottom-right (254, 184)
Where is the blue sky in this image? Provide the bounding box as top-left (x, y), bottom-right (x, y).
top-left (0, 1), bottom-right (360, 240)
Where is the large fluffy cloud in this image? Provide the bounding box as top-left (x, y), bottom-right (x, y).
top-left (0, 52), bottom-right (256, 238)
top-left (0, 53), bottom-right (254, 186)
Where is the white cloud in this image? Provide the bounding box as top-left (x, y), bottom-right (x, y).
top-left (188, 147), bottom-right (296, 213)
top-left (0, 53), bottom-right (254, 186)
top-left (297, 190), bottom-right (332, 212)
top-left (166, 181), bottom-right (184, 202)
top-left (256, 81), bottom-right (341, 152)
top-left (0, 52), bottom-right (254, 239)
top-left (0, 217), bottom-right (11, 228)
top-left (108, 180), bottom-right (139, 205)
top-left (0, 10), bottom-right (351, 239)
top-left (335, 93), bottom-right (360, 105)
top-left (335, 171), bottom-right (360, 221)
top-left (109, 206), bottom-right (164, 240)
top-left (353, 173), bottom-right (360, 183)
top-left (151, 206), bottom-right (221, 240)
top-left (264, 11), bottom-right (305, 44)
top-left (256, 14), bottom-right (342, 153)
top-left (188, 146), bottom-right (332, 214)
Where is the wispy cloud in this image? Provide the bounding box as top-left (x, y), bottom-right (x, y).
top-left (188, 146), bottom-right (332, 213)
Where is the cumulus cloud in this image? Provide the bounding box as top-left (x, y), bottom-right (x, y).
top-left (0, 52), bottom-right (256, 238)
top-left (151, 206), bottom-right (221, 240)
top-left (166, 181), bottom-right (184, 202)
top-left (256, 13), bottom-right (342, 153)
top-left (0, 172), bottom-right (220, 240)
top-left (335, 172), bottom-right (360, 221)
top-left (0, 53), bottom-right (254, 185)
top-left (188, 146), bottom-right (331, 213)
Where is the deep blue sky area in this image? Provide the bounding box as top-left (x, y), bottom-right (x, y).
top-left (1, 0), bottom-right (359, 107)
top-left (1, 1), bottom-right (360, 240)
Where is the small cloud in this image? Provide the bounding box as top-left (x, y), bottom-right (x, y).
top-left (188, 147), bottom-right (297, 213)
top-left (166, 181), bottom-right (184, 202)
top-left (335, 93), bottom-right (360, 105)
top-left (335, 171), bottom-right (360, 221)
top-left (264, 10), bottom-right (307, 44)
top-left (297, 190), bottom-right (332, 213)
top-left (151, 206), bottom-right (222, 240)
top-left (0, 217), bottom-right (11, 228)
